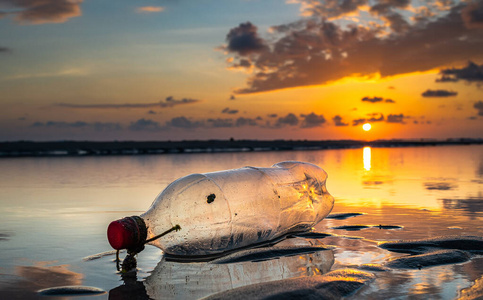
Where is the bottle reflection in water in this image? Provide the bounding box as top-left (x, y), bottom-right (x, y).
top-left (143, 239), bottom-right (334, 300)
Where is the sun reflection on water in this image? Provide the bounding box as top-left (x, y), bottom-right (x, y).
top-left (363, 146), bottom-right (371, 171)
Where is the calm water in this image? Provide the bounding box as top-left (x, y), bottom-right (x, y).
top-left (0, 145), bottom-right (482, 299)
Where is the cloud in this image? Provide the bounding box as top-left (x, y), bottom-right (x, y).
top-left (130, 116), bottom-right (205, 131)
top-left (352, 113), bottom-right (408, 125)
top-left (382, 12), bottom-right (411, 34)
top-left (362, 96), bottom-right (383, 103)
top-left (56, 96), bottom-right (200, 109)
top-left (361, 96), bottom-right (396, 103)
top-left (5, 68), bottom-right (89, 80)
top-left (300, 112), bottom-right (326, 128)
top-left (333, 115), bottom-right (348, 126)
top-left (352, 113), bottom-right (384, 125)
top-left (164, 96), bottom-right (200, 106)
top-left (1, 0), bottom-right (83, 25)
top-left (32, 121), bottom-right (87, 128)
top-left (386, 113), bottom-right (407, 123)
top-left (207, 118), bottom-right (234, 128)
top-left (93, 122), bottom-right (122, 131)
top-left (128, 118), bottom-right (161, 131)
top-left (367, 113), bottom-right (384, 122)
top-left (137, 6), bottom-right (164, 13)
top-left (474, 100), bottom-right (483, 116)
top-left (227, 58), bottom-right (253, 71)
top-left (166, 116), bottom-right (202, 129)
top-left (235, 117), bottom-right (259, 127)
top-left (352, 118), bottom-right (367, 126)
top-left (275, 113), bottom-right (299, 127)
top-left (461, 0), bottom-right (483, 29)
top-left (369, 0), bottom-right (411, 15)
top-left (290, 0), bottom-right (368, 19)
top-left (437, 61), bottom-right (483, 84)
top-left (221, 107), bottom-right (239, 114)
top-left (223, 1), bottom-right (483, 94)
top-left (206, 117), bottom-right (260, 128)
top-left (174, 113), bottom-right (333, 129)
top-left (421, 89), bottom-right (458, 97)
top-left (224, 22), bottom-right (268, 56)
top-left (31, 121), bottom-right (121, 131)
top-left (57, 102), bottom-right (157, 109)
top-left (0, 46), bottom-right (11, 53)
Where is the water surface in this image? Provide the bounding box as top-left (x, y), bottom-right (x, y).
top-left (0, 145), bottom-right (481, 299)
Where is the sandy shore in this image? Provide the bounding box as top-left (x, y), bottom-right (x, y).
top-left (1, 138), bottom-right (482, 157)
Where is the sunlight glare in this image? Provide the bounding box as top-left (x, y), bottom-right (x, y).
top-left (362, 123), bottom-right (372, 131)
top-left (363, 146), bottom-right (371, 171)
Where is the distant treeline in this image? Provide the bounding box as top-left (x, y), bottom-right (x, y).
top-left (0, 139), bottom-right (482, 157)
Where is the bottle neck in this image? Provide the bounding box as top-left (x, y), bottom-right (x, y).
top-left (127, 216), bottom-right (147, 252)
top-left (107, 216), bottom-right (147, 253)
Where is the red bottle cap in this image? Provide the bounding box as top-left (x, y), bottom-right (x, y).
top-left (107, 216), bottom-right (147, 251)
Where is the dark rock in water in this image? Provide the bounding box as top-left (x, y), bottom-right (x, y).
top-left (331, 225), bottom-right (371, 231)
top-left (293, 231), bottom-right (333, 239)
top-left (378, 236), bottom-right (483, 254)
top-left (203, 269), bottom-right (375, 300)
top-left (372, 225), bottom-right (404, 230)
top-left (385, 250), bottom-right (471, 269)
top-left (327, 213), bottom-right (365, 220)
top-left (38, 285), bottom-right (105, 296)
top-left (212, 245), bottom-right (331, 264)
top-left (0, 232), bottom-right (11, 241)
top-left (356, 264), bottom-right (389, 272)
top-left (331, 224), bottom-right (403, 230)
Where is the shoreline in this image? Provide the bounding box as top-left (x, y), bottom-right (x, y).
top-left (1, 138), bottom-right (482, 158)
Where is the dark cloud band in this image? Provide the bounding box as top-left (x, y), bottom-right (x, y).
top-left (437, 61), bottom-right (483, 83)
top-left (223, 1), bottom-right (483, 94)
top-left (421, 89), bottom-right (458, 97)
top-left (55, 97), bottom-right (200, 109)
top-left (1, 0), bottom-right (83, 24)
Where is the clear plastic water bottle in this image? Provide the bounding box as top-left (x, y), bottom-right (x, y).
top-left (107, 161), bottom-right (334, 257)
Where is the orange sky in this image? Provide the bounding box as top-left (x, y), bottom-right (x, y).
top-left (0, 0), bottom-right (482, 141)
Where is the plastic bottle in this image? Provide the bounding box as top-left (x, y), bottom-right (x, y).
top-left (107, 161), bottom-right (334, 257)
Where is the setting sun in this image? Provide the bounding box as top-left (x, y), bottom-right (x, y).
top-left (362, 123), bottom-right (372, 131)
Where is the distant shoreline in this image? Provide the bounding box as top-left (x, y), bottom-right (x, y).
top-left (1, 139), bottom-right (482, 158)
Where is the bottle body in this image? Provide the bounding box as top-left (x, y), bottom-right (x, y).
top-left (141, 161), bottom-right (334, 256)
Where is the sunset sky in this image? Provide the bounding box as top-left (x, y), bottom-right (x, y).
top-left (1, 0), bottom-right (482, 141)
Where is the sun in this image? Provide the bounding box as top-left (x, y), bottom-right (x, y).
top-left (362, 123), bottom-right (372, 131)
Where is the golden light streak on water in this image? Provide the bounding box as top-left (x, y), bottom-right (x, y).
top-left (363, 146), bottom-right (371, 171)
